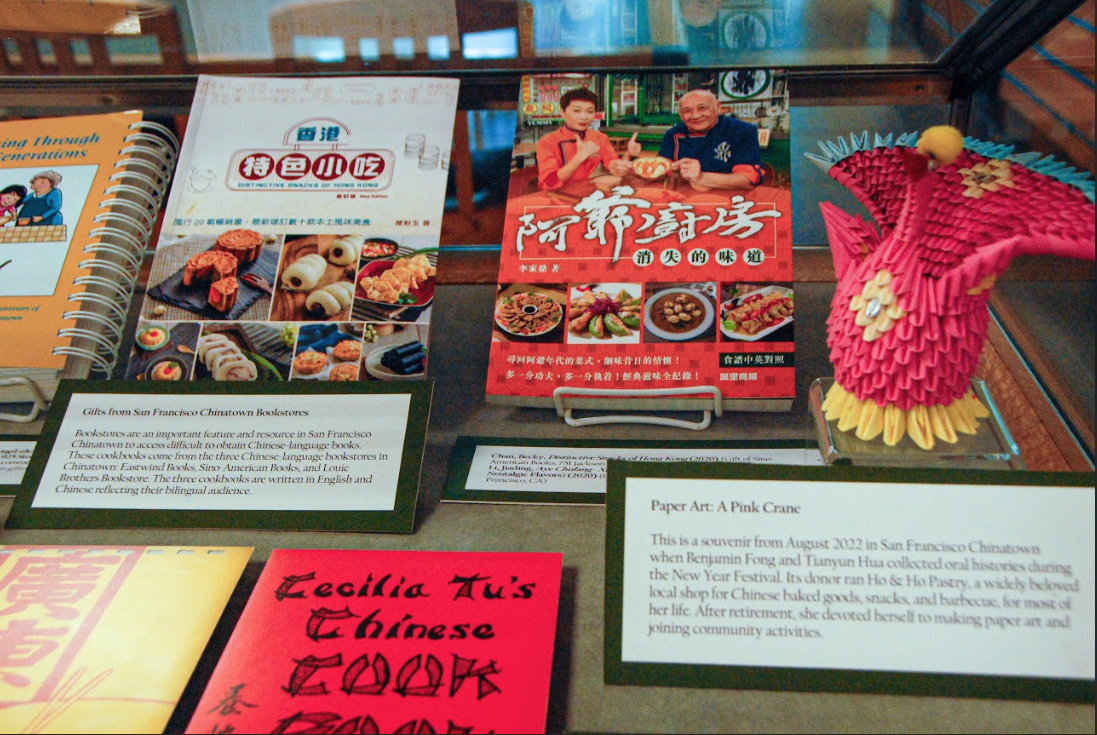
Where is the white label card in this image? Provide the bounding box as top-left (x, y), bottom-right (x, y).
top-left (621, 477), bottom-right (1094, 681)
top-left (31, 392), bottom-right (410, 512)
top-left (0, 441), bottom-right (35, 486)
top-left (467, 446), bottom-right (822, 495)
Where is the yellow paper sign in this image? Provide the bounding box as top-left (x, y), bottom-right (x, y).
top-left (0, 546), bottom-right (251, 733)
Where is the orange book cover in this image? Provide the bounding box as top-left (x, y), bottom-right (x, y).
top-left (0, 111), bottom-right (145, 371)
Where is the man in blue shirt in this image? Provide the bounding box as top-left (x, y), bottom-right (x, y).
top-left (658, 90), bottom-right (764, 191)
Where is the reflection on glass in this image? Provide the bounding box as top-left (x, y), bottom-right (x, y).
top-left (968, 3), bottom-right (1095, 177)
top-left (188, 0), bottom-right (459, 63)
top-left (359, 37), bottom-right (381, 61)
top-left (104, 33), bottom-right (164, 64)
top-left (531, 0), bottom-right (647, 54)
top-left (462, 27), bottom-right (520, 59)
top-left (0, 0), bottom-right (1002, 70)
top-left (34, 39), bottom-right (56, 65)
top-left (393, 37), bottom-right (416, 59)
top-left (68, 38), bottom-right (93, 65)
top-left (292, 36), bottom-right (345, 63)
top-left (790, 104), bottom-right (950, 245)
top-left (427, 34), bottom-right (452, 59)
top-left (965, 4), bottom-right (1095, 435)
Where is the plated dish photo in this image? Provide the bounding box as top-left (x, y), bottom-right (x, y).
top-left (567, 284), bottom-right (642, 344)
top-left (644, 286), bottom-right (715, 342)
top-left (720, 285), bottom-right (794, 341)
top-left (632, 156), bottom-right (673, 180)
top-left (495, 290), bottom-right (565, 338)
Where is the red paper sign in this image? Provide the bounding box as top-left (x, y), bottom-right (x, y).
top-left (187, 550), bottom-right (563, 735)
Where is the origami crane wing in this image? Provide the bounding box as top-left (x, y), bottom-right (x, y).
top-left (807, 132), bottom-right (920, 238)
top-left (811, 134), bottom-right (1095, 291)
top-left (818, 201), bottom-right (883, 281)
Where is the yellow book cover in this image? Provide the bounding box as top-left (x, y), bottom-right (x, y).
top-left (0, 545), bottom-right (251, 733)
top-left (0, 111), bottom-right (155, 373)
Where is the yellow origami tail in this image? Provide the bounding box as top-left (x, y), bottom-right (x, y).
top-left (822, 381), bottom-right (991, 450)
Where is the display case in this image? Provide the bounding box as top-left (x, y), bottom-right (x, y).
top-left (1, 0), bottom-right (1093, 731)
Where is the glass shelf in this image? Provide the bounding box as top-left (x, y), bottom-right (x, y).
top-left (0, 0), bottom-right (999, 76)
top-left (809, 377), bottom-right (1023, 470)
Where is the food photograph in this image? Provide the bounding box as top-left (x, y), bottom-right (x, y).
top-left (492, 283), bottom-right (567, 344)
top-left (566, 283), bottom-right (643, 345)
top-left (194, 323), bottom-right (292, 381)
top-left (352, 234), bottom-right (439, 325)
top-left (124, 321), bottom-right (201, 382)
top-left (290, 323), bottom-right (363, 381)
top-left (719, 283), bottom-right (794, 342)
top-left (361, 324), bottom-right (429, 381)
top-left (642, 282), bottom-right (718, 343)
top-left (141, 230), bottom-right (281, 321)
top-left (271, 234), bottom-right (362, 322)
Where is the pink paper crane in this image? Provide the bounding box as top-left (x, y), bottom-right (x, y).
top-left (808, 126), bottom-right (1095, 449)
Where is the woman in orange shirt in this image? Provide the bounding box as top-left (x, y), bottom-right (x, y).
top-left (537, 88), bottom-right (636, 191)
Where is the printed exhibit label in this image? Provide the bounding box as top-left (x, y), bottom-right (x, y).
top-left (30, 392), bottom-right (410, 511)
top-left (0, 441), bottom-right (34, 485)
top-left (618, 476), bottom-right (1094, 681)
top-left (466, 445), bottom-right (821, 495)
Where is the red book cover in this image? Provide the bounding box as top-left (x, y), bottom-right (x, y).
top-left (487, 71), bottom-right (794, 410)
top-left (186, 549), bottom-right (563, 735)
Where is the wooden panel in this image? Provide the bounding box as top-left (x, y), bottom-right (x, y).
top-left (976, 324), bottom-right (1087, 472)
top-left (989, 292), bottom-right (1095, 456)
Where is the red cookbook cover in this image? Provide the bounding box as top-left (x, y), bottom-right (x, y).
top-left (187, 549), bottom-right (563, 735)
top-left (487, 70), bottom-right (794, 411)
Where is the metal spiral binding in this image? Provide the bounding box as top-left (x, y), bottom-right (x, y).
top-left (71, 274), bottom-right (133, 302)
top-left (125, 131), bottom-right (178, 154)
top-left (78, 257), bottom-right (138, 287)
top-left (61, 311), bottom-right (125, 344)
top-left (88, 226), bottom-right (146, 257)
top-left (84, 239), bottom-right (144, 272)
top-left (119, 144), bottom-right (174, 170)
top-left (113, 157), bottom-right (169, 185)
top-left (94, 209), bottom-right (153, 235)
top-left (108, 171), bottom-right (170, 209)
top-left (129, 121), bottom-right (181, 150)
top-left (103, 185), bottom-right (159, 211)
top-left (95, 199), bottom-right (155, 229)
top-left (67, 291), bottom-right (127, 322)
top-left (97, 197), bottom-right (156, 229)
top-left (40, 120), bottom-right (180, 405)
top-left (51, 345), bottom-right (113, 376)
top-left (55, 328), bottom-right (121, 360)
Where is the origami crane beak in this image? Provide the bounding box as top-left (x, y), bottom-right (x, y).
top-left (902, 148), bottom-right (933, 183)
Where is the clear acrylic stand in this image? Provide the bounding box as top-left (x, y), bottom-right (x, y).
top-left (0, 377), bottom-right (49, 423)
top-left (809, 377), bottom-right (1023, 469)
top-left (552, 385), bottom-right (723, 430)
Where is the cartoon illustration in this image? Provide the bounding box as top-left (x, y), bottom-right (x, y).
top-left (0, 184), bottom-right (27, 226)
top-left (16, 170), bottom-right (63, 225)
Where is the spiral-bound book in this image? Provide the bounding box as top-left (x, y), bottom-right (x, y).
top-left (0, 112), bottom-right (178, 421)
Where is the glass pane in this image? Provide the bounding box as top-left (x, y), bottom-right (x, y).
top-left (968, 0), bottom-right (1095, 176)
top-left (791, 103), bottom-right (951, 245)
top-left (967, 1), bottom-right (1095, 451)
top-left (0, 0), bottom-right (1002, 74)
